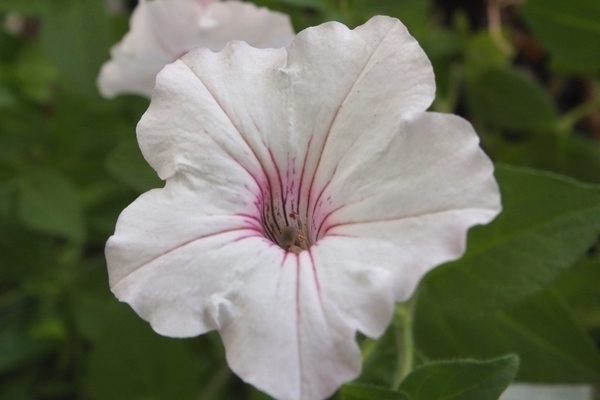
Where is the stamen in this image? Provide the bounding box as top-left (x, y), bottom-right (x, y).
top-left (278, 225), bottom-right (308, 253)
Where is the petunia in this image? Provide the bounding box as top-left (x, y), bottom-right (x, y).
top-left (106, 16), bottom-right (501, 400)
top-left (97, 0), bottom-right (295, 98)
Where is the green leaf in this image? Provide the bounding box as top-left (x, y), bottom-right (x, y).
top-left (84, 304), bottom-right (203, 400)
top-left (358, 324), bottom-right (401, 388)
top-left (14, 44), bottom-right (58, 103)
top-left (554, 254), bottom-right (600, 330)
top-left (522, 0), bottom-right (600, 71)
top-left (398, 355), bottom-right (519, 400)
top-left (271, 0), bottom-right (331, 11)
top-left (492, 133), bottom-right (600, 184)
top-left (0, 0), bottom-right (45, 13)
top-left (17, 168), bottom-right (85, 242)
top-left (415, 288), bottom-right (600, 383)
top-left (340, 384), bottom-right (409, 400)
top-left (423, 165), bottom-right (600, 316)
top-left (465, 67), bottom-right (556, 131)
top-left (0, 323), bottom-right (48, 374)
top-left (464, 32), bottom-right (511, 72)
top-left (40, 0), bottom-right (110, 97)
top-left (351, 0), bottom-right (430, 35)
top-left (106, 140), bottom-right (162, 192)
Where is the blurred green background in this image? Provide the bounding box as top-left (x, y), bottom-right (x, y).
top-left (0, 0), bottom-right (599, 399)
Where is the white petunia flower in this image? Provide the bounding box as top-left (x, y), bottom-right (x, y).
top-left (97, 0), bottom-right (295, 98)
top-left (106, 16), bottom-right (502, 400)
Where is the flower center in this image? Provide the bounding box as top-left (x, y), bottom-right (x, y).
top-left (258, 193), bottom-right (311, 253)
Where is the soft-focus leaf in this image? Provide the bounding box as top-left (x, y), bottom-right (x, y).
top-left (464, 32), bottom-right (511, 72)
top-left (17, 168), bottom-right (85, 242)
top-left (493, 133), bottom-right (600, 184)
top-left (466, 67), bottom-right (556, 131)
top-left (416, 288), bottom-right (600, 383)
top-left (357, 324), bottom-right (400, 388)
top-left (522, 0), bottom-right (600, 71)
top-left (105, 140), bottom-right (162, 192)
top-left (0, 323), bottom-right (48, 374)
top-left (340, 384), bottom-right (409, 400)
top-left (14, 44), bottom-right (57, 103)
top-left (554, 254), bottom-right (600, 330)
top-left (270, 0), bottom-right (330, 11)
top-left (40, 0), bottom-right (110, 96)
top-left (351, 0), bottom-right (430, 35)
top-left (85, 305), bottom-right (203, 400)
top-left (423, 165), bottom-right (600, 315)
top-left (398, 355), bottom-right (519, 400)
top-left (0, 0), bottom-right (45, 13)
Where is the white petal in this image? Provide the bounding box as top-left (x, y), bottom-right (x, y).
top-left (318, 112), bottom-right (501, 299)
top-left (220, 241), bottom-right (395, 400)
top-left (108, 182), bottom-right (395, 400)
top-left (97, 0), bottom-right (294, 98)
top-left (106, 175), bottom-right (262, 336)
top-left (153, 16), bottom-right (434, 222)
top-left (197, 1), bottom-right (296, 51)
top-left (107, 15), bottom-right (499, 400)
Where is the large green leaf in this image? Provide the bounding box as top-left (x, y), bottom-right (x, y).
top-left (84, 305), bottom-right (203, 400)
top-left (0, 0), bottom-right (45, 13)
top-left (357, 324), bottom-right (401, 388)
top-left (106, 140), bottom-right (162, 193)
top-left (522, 0), bottom-right (600, 71)
top-left (340, 384), bottom-right (408, 400)
top-left (492, 133), bottom-right (600, 184)
top-left (415, 288), bottom-right (600, 383)
top-left (40, 0), bottom-right (110, 96)
top-left (17, 168), bottom-right (85, 242)
top-left (398, 355), bottom-right (519, 400)
top-left (553, 254), bottom-right (600, 330)
top-left (423, 165), bottom-right (600, 316)
top-left (465, 67), bottom-right (556, 131)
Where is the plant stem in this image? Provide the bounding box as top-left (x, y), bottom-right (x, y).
top-left (392, 297), bottom-right (416, 389)
top-left (557, 97), bottom-right (600, 133)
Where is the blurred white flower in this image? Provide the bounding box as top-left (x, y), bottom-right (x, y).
top-left (105, 16), bottom-right (501, 400)
top-left (97, 0), bottom-right (295, 98)
top-left (3, 12), bottom-right (25, 36)
top-left (104, 0), bottom-right (126, 15)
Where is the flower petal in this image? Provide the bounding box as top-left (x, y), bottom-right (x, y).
top-left (219, 243), bottom-right (394, 400)
top-left (154, 16), bottom-right (434, 223)
top-left (106, 175), bottom-right (262, 336)
top-left (107, 15), bottom-right (500, 400)
top-left (97, 0), bottom-right (295, 98)
top-left (317, 112), bottom-right (501, 299)
top-left (108, 181), bottom-right (395, 400)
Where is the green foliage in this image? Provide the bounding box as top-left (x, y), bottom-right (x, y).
top-left (466, 67), bottom-right (557, 132)
top-left (416, 288), bottom-right (600, 383)
top-left (17, 168), bottom-right (85, 242)
top-left (523, 0), bottom-right (600, 71)
top-left (340, 384), bottom-right (408, 400)
top-left (398, 355), bottom-right (519, 400)
top-left (422, 165), bottom-right (600, 316)
top-left (106, 140), bottom-right (162, 193)
top-left (40, 0), bottom-right (111, 97)
top-left (84, 305), bottom-right (204, 400)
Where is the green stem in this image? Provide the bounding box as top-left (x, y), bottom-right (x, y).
top-left (557, 97), bottom-right (600, 133)
top-left (392, 298), bottom-right (416, 389)
top-left (197, 365), bottom-right (231, 400)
